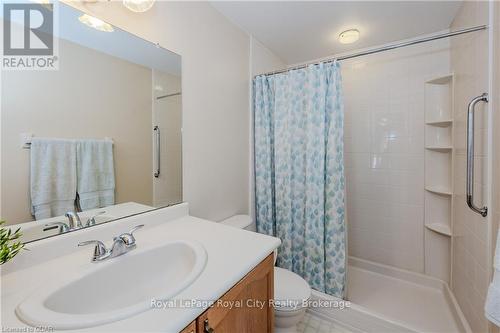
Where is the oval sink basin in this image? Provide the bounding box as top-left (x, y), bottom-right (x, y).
top-left (16, 240), bottom-right (207, 330)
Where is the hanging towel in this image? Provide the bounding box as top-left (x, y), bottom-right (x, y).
top-left (30, 138), bottom-right (77, 220)
top-left (486, 231), bottom-right (500, 326)
top-left (76, 139), bottom-right (115, 211)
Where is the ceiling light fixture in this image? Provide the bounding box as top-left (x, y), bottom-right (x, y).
top-left (30, 0), bottom-right (53, 11)
top-left (78, 14), bottom-right (114, 32)
top-left (338, 29), bottom-right (360, 44)
top-left (123, 0), bottom-right (155, 13)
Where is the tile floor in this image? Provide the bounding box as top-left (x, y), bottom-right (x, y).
top-left (298, 312), bottom-right (354, 333)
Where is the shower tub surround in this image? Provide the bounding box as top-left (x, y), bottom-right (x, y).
top-left (342, 36), bottom-right (451, 273)
top-left (309, 258), bottom-right (470, 333)
top-left (450, 1), bottom-right (492, 332)
top-left (339, 33), bottom-right (474, 332)
top-left (1, 203), bottom-right (280, 332)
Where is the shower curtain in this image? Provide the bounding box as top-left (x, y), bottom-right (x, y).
top-left (253, 61), bottom-right (346, 298)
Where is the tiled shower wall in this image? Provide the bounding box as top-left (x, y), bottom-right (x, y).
top-left (342, 39), bottom-right (450, 273)
top-left (492, 1), bottom-right (500, 332)
top-left (493, 0), bottom-right (500, 291)
top-left (450, 1), bottom-right (491, 332)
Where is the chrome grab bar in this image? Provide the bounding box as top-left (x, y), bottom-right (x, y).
top-left (154, 125), bottom-right (161, 178)
top-left (466, 93), bottom-right (488, 217)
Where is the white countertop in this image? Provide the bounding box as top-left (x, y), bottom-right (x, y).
top-left (1, 203), bottom-right (281, 332)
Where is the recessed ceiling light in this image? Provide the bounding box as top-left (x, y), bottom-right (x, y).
top-left (123, 0), bottom-right (155, 13)
top-left (78, 14), bottom-right (114, 32)
top-left (338, 29), bottom-right (360, 44)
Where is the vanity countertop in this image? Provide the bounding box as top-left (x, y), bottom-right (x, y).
top-left (1, 203), bottom-right (281, 332)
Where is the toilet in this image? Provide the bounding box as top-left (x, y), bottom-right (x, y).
top-left (220, 215), bottom-right (311, 333)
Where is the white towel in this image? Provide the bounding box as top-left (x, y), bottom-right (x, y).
top-left (30, 139), bottom-right (77, 220)
top-left (486, 231), bottom-right (500, 326)
top-left (76, 139), bottom-right (115, 211)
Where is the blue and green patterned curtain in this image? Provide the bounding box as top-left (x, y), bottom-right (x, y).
top-left (253, 61), bottom-right (346, 298)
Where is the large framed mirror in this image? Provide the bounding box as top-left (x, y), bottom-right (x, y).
top-left (1, 2), bottom-right (182, 243)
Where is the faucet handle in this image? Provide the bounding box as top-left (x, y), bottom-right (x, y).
top-left (78, 240), bottom-right (108, 261)
top-left (130, 224), bottom-right (144, 234)
top-left (85, 211), bottom-right (106, 227)
top-left (119, 224), bottom-right (144, 247)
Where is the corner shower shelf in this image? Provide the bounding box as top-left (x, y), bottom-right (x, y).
top-left (425, 146), bottom-right (453, 152)
top-left (425, 223), bottom-right (452, 237)
top-left (425, 186), bottom-right (452, 196)
top-left (426, 74), bottom-right (453, 85)
top-left (425, 120), bottom-right (453, 127)
top-left (423, 73), bottom-right (454, 283)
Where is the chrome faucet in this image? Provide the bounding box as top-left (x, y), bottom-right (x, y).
top-left (85, 211), bottom-right (106, 227)
top-left (65, 211), bottom-right (83, 230)
top-left (44, 211), bottom-right (83, 234)
top-left (78, 225), bottom-right (144, 262)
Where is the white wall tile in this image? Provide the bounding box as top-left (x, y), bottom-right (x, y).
top-left (450, 1), bottom-right (491, 331)
top-left (343, 38), bottom-right (449, 273)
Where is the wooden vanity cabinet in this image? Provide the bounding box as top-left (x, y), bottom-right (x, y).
top-left (179, 253), bottom-right (274, 333)
top-left (180, 320), bottom-right (196, 333)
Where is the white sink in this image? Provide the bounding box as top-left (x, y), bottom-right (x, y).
top-left (16, 240), bottom-right (207, 330)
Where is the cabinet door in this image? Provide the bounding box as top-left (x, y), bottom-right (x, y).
top-left (197, 254), bottom-right (274, 333)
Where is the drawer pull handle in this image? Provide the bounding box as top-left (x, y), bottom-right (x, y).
top-left (204, 319), bottom-right (215, 333)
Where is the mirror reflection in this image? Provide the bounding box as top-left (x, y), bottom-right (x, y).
top-left (1, 3), bottom-right (182, 243)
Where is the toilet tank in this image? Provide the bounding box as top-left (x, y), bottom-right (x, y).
top-left (220, 215), bottom-right (253, 230)
top-left (221, 215), bottom-right (276, 264)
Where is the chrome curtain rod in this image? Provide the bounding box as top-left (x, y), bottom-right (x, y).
top-left (256, 25), bottom-right (487, 77)
top-left (156, 92), bottom-right (182, 100)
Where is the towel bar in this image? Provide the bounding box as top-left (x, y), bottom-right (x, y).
top-left (22, 135), bottom-right (114, 149)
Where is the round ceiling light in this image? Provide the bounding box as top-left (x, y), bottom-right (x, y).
top-left (123, 0), bottom-right (155, 13)
top-left (78, 14), bottom-right (114, 32)
top-left (338, 29), bottom-right (360, 44)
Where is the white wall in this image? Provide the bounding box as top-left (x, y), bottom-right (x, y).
top-left (343, 38), bottom-right (450, 273)
top-left (251, 37), bottom-right (286, 76)
top-left (62, 1), bottom-right (283, 222)
top-left (64, 1), bottom-right (247, 221)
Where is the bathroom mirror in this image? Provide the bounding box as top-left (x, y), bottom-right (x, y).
top-left (0, 3), bottom-right (183, 243)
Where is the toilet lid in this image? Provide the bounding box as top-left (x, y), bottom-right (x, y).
top-left (274, 267), bottom-right (311, 311)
